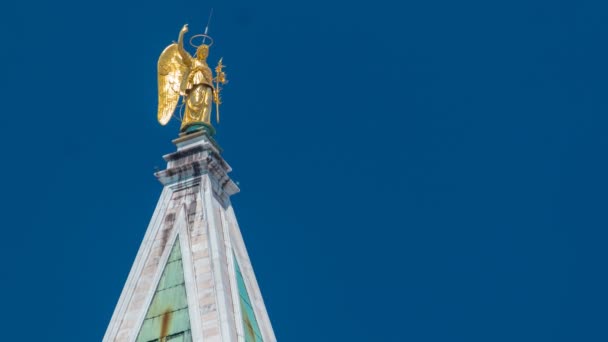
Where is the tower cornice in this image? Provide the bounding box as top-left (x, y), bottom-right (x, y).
top-left (155, 131), bottom-right (240, 204)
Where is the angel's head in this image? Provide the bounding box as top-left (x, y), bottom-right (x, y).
top-left (196, 44), bottom-right (210, 60)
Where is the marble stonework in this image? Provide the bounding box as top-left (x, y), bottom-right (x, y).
top-left (104, 131), bottom-right (276, 342)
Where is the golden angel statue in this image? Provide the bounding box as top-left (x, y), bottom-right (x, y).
top-left (157, 24), bottom-right (227, 134)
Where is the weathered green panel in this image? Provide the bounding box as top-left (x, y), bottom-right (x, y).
top-left (166, 330), bottom-right (192, 342)
top-left (136, 239), bottom-right (192, 342)
top-left (145, 285), bottom-right (189, 319)
top-left (137, 308), bottom-right (191, 342)
top-left (156, 260), bottom-right (185, 291)
top-left (234, 256), bottom-right (264, 342)
top-left (168, 242), bottom-right (182, 262)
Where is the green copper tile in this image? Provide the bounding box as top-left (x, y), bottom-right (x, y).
top-left (234, 256), bottom-right (264, 342)
top-left (168, 242), bottom-right (182, 262)
top-left (137, 308), bottom-right (191, 342)
top-left (156, 260), bottom-right (185, 291)
top-left (136, 239), bottom-right (192, 342)
top-left (145, 285), bottom-right (189, 319)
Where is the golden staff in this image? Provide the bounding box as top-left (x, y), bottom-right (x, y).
top-left (214, 58), bottom-right (226, 124)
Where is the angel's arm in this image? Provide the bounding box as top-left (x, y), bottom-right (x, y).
top-left (177, 24), bottom-right (192, 66)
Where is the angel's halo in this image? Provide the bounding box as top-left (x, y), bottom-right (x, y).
top-left (189, 34), bottom-right (214, 48)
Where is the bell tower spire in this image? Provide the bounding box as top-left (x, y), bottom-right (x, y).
top-left (104, 130), bottom-right (276, 342)
top-left (104, 25), bottom-right (275, 342)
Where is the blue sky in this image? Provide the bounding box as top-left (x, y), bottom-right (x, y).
top-left (1, 0), bottom-right (607, 340)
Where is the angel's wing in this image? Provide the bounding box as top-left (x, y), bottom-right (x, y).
top-left (157, 43), bottom-right (189, 125)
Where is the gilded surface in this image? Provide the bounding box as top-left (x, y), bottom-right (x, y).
top-left (157, 24), bottom-right (227, 132)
